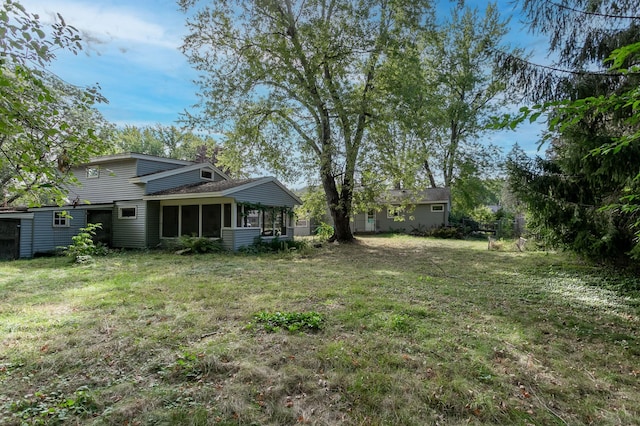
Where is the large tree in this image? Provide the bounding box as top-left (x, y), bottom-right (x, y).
top-left (110, 124), bottom-right (233, 175)
top-left (0, 0), bottom-right (109, 206)
top-left (363, 2), bottom-right (517, 213)
top-left (179, 0), bottom-right (433, 242)
top-left (502, 0), bottom-right (640, 260)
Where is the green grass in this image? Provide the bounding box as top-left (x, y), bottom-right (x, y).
top-left (1, 235), bottom-right (639, 425)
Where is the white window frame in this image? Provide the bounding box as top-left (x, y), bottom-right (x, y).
top-left (86, 167), bottom-right (100, 179)
top-left (118, 206), bottom-right (137, 219)
top-left (387, 208), bottom-right (402, 219)
top-left (53, 211), bottom-right (70, 227)
top-left (200, 169), bottom-right (214, 180)
top-left (431, 204), bottom-right (444, 212)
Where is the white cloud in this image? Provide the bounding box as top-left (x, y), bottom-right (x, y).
top-left (21, 0), bottom-right (182, 50)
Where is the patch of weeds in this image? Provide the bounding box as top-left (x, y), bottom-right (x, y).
top-left (158, 349), bottom-right (204, 382)
top-left (175, 235), bottom-right (226, 254)
top-left (389, 313), bottom-right (415, 333)
top-left (7, 386), bottom-right (98, 424)
top-left (253, 311), bottom-right (323, 333)
top-left (240, 237), bottom-right (308, 254)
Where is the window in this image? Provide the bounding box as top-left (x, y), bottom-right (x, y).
top-left (118, 207), bottom-right (137, 219)
top-left (223, 204), bottom-right (232, 228)
top-left (296, 219), bottom-right (308, 227)
top-left (86, 167), bottom-right (99, 179)
top-left (202, 204), bottom-right (221, 238)
top-left (387, 208), bottom-right (402, 219)
top-left (181, 205), bottom-right (199, 236)
top-left (53, 211), bottom-right (69, 227)
top-left (431, 204), bottom-right (444, 212)
top-left (162, 206), bottom-right (179, 237)
top-left (200, 169), bottom-right (213, 180)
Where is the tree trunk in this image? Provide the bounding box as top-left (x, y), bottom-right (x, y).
top-left (320, 169), bottom-right (354, 243)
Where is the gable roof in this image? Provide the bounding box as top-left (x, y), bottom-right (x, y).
top-left (144, 176), bottom-right (303, 204)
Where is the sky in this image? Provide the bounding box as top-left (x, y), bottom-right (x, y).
top-left (21, 0), bottom-right (547, 156)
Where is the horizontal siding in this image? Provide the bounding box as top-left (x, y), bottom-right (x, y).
top-left (137, 159), bottom-right (185, 176)
top-left (112, 201), bottom-right (147, 248)
top-left (146, 169), bottom-right (202, 195)
top-left (375, 204), bottom-right (447, 232)
top-left (32, 209), bottom-right (86, 254)
top-left (231, 228), bottom-right (261, 250)
top-left (68, 159), bottom-right (145, 204)
top-left (19, 219), bottom-right (33, 258)
top-left (233, 181), bottom-right (299, 206)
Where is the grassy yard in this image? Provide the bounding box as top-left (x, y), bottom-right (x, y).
top-left (1, 235), bottom-right (639, 425)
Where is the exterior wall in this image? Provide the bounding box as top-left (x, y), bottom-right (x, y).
top-left (351, 212), bottom-right (367, 233)
top-left (145, 169), bottom-right (204, 195)
top-left (353, 204), bottom-right (448, 233)
top-left (68, 159), bottom-right (145, 204)
top-left (19, 219), bottom-right (33, 258)
top-left (136, 159), bottom-right (185, 177)
top-left (222, 227), bottom-right (261, 250)
top-left (32, 209), bottom-right (87, 255)
top-left (145, 200), bottom-right (161, 248)
top-left (233, 181), bottom-right (299, 206)
top-left (112, 200), bottom-right (147, 248)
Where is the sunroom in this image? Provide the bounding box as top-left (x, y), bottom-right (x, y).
top-left (145, 177), bottom-right (301, 251)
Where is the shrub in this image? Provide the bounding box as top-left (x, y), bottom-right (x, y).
top-left (429, 226), bottom-right (464, 239)
top-left (253, 311), bottom-right (323, 333)
top-left (65, 223), bottom-right (109, 262)
top-left (176, 236), bottom-right (225, 254)
top-left (240, 236), bottom-right (308, 254)
top-left (314, 222), bottom-right (334, 241)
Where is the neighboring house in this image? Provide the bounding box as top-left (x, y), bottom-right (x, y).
top-left (0, 153), bottom-right (301, 259)
top-left (351, 188), bottom-right (450, 234)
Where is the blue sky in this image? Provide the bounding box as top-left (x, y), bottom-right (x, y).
top-left (22, 0), bottom-right (547, 155)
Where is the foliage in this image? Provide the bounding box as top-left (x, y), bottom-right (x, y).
top-left (0, 0), bottom-right (110, 206)
top-left (314, 222), bottom-right (334, 242)
top-left (64, 223), bottom-right (108, 262)
top-left (177, 235), bottom-right (225, 254)
top-left (8, 386), bottom-right (98, 424)
top-left (240, 237), bottom-right (308, 254)
top-left (499, 1), bottom-right (640, 261)
top-left (294, 186), bottom-right (328, 224)
top-left (179, 0), bottom-right (434, 243)
top-left (364, 2), bottom-right (514, 211)
top-left (253, 311), bottom-right (323, 333)
top-left (469, 205), bottom-right (495, 223)
top-left (108, 125), bottom-right (235, 175)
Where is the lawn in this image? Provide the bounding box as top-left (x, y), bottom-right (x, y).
top-left (1, 235), bottom-right (639, 425)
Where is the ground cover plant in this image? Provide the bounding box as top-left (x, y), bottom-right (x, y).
top-left (0, 235), bottom-right (639, 425)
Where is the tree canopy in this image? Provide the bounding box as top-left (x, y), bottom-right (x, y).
top-left (0, 0), bottom-right (109, 206)
top-left (179, 0), bottom-right (434, 242)
top-left (504, 0), bottom-right (640, 261)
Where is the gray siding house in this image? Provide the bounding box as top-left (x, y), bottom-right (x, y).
top-left (351, 188), bottom-right (451, 234)
top-left (0, 153), bottom-right (301, 259)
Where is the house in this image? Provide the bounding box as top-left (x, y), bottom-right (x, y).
top-left (0, 153), bottom-right (301, 259)
top-left (351, 187), bottom-right (450, 234)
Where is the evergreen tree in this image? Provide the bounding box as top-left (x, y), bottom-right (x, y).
top-left (504, 0), bottom-right (640, 261)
